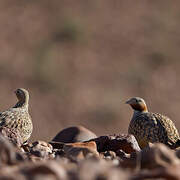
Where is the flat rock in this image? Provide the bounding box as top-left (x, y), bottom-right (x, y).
top-left (52, 125), bottom-right (97, 143)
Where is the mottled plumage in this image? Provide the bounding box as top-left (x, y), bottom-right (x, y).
top-left (0, 88), bottom-right (33, 143)
top-left (126, 97), bottom-right (180, 149)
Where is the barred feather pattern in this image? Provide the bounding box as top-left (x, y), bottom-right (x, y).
top-left (128, 111), bottom-right (180, 149)
top-left (0, 107), bottom-right (33, 142)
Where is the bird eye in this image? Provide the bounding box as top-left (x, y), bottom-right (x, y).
top-left (136, 99), bottom-right (141, 103)
top-left (16, 90), bottom-right (20, 94)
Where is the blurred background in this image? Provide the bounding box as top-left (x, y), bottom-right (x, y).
top-left (0, 0), bottom-right (180, 141)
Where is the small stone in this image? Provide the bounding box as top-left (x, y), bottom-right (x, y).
top-left (29, 141), bottom-right (53, 159)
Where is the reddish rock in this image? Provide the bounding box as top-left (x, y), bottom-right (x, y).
top-left (63, 141), bottom-right (99, 160)
top-left (91, 134), bottom-right (140, 154)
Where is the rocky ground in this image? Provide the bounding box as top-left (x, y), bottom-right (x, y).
top-left (0, 127), bottom-right (180, 180)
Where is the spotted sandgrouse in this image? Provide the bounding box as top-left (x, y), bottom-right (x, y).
top-left (0, 88), bottom-right (33, 143)
top-left (126, 97), bottom-right (180, 149)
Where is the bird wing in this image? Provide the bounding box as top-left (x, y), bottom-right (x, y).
top-left (152, 113), bottom-right (180, 145)
top-left (129, 112), bottom-right (163, 142)
top-left (0, 108), bottom-right (22, 128)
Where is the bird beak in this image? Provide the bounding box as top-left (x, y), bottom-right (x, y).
top-left (125, 100), bottom-right (131, 104)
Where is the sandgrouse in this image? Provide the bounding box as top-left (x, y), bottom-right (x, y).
top-left (0, 88), bottom-right (33, 143)
top-left (126, 97), bottom-right (180, 149)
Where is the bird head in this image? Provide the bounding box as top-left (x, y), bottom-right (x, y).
top-left (14, 88), bottom-right (29, 107)
top-left (126, 97), bottom-right (148, 112)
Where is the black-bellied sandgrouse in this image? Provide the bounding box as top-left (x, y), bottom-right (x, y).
top-left (0, 88), bottom-right (33, 143)
top-left (126, 97), bottom-right (180, 149)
